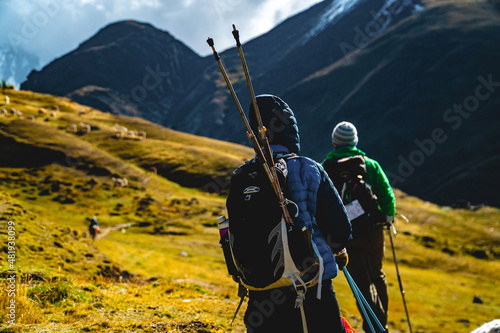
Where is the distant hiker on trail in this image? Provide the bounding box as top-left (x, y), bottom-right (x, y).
top-left (225, 95), bottom-right (352, 332)
top-left (89, 216), bottom-right (100, 241)
top-left (322, 121), bottom-right (396, 332)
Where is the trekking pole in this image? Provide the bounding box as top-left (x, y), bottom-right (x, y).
top-left (231, 25), bottom-right (295, 225)
top-left (343, 267), bottom-right (386, 333)
top-left (207, 36), bottom-right (295, 225)
top-left (231, 25), bottom-right (272, 162)
top-left (206, 37), bottom-right (270, 169)
top-left (388, 217), bottom-right (413, 333)
top-left (344, 269), bottom-right (376, 333)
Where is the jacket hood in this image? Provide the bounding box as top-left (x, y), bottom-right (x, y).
top-left (248, 94), bottom-right (300, 154)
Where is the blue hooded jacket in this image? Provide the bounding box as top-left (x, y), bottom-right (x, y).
top-left (249, 95), bottom-right (352, 281)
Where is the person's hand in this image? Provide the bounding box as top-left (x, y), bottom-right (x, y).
top-left (385, 215), bottom-right (395, 229)
top-left (334, 248), bottom-right (349, 270)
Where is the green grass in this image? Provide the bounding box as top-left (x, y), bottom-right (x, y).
top-left (0, 89), bottom-right (499, 332)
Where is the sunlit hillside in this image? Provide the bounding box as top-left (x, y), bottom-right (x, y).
top-left (0, 89), bottom-right (499, 332)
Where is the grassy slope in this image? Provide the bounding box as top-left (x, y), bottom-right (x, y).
top-left (0, 89), bottom-right (499, 332)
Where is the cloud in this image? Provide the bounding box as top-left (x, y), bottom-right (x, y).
top-left (0, 0), bottom-right (321, 66)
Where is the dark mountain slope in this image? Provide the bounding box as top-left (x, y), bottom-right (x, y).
top-left (158, 0), bottom-right (423, 142)
top-left (21, 0), bottom-right (423, 141)
top-left (282, 1), bottom-right (500, 206)
top-left (22, 20), bottom-right (204, 123)
top-left (242, 0), bottom-right (421, 93)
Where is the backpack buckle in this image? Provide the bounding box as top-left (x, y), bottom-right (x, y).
top-left (295, 289), bottom-right (306, 308)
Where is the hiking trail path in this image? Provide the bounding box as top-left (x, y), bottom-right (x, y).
top-left (96, 222), bottom-right (136, 240)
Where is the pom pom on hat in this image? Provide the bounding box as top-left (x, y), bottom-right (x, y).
top-left (332, 121), bottom-right (358, 146)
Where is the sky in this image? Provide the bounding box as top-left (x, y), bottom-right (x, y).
top-left (0, 0), bottom-right (322, 68)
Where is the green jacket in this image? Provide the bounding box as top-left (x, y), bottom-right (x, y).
top-left (323, 146), bottom-right (396, 216)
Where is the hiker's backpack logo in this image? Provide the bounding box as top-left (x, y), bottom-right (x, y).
top-left (243, 186), bottom-right (260, 201)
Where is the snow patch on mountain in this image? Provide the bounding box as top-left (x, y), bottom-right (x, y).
top-left (363, 0), bottom-right (421, 39)
top-left (303, 0), bottom-right (365, 43)
top-left (412, 3), bottom-right (424, 13)
top-left (302, 0), bottom-right (423, 45)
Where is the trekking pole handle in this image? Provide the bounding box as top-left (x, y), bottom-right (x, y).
top-left (206, 38), bottom-right (219, 61)
top-left (232, 24), bottom-right (241, 47)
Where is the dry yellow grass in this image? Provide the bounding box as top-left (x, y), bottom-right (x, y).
top-left (0, 89), bottom-right (499, 332)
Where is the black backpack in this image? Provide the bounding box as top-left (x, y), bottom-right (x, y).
top-left (322, 155), bottom-right (385, 238)
top-left (224, 155), bottom-right (320, 291)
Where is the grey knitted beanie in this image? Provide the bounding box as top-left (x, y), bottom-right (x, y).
top-left (332, 121), bottom-right (358, 146)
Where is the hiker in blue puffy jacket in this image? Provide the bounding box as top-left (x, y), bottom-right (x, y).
top-left (240, 95), bottom-right (352, 332)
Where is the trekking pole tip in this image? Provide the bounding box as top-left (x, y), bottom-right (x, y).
top-left (206, 37), bottom-right (214, 47)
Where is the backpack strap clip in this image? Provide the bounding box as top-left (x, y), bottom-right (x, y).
top-left (283, 198), bottom-right (299, 217)
top-left (294, 287), bottom-right (309, 333)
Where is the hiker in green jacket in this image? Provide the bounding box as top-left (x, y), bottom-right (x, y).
top-left (322, 121), bottom-right (396, 332)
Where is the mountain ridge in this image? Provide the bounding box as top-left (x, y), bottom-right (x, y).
top-left (22, 20), bottom-right (205, 124)
top-left (20, 0), bottom-right (500, 207)
top-left (280, 2), bottom-right (500, 206)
